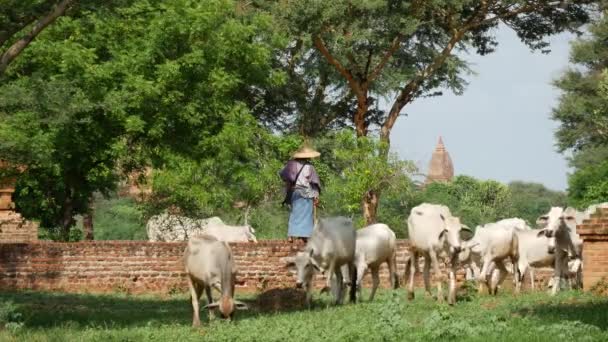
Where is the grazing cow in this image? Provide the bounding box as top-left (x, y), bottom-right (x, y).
top-left (183, 234), bottom-right (247, 327)
top-left (342, 223), bottom-right (398, 301)
top-left (406, 203), bottom-right (471, 305)
top-left (287, 217), bottom-right (357, 307)
top-left (535, 207), bottom-right (582, 295)
top-left (203, 222), bottom-right (257, 243)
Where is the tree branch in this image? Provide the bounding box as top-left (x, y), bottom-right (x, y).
top-left (381, 29), bottom-right (465, 141)
top-left (381, 1), bottom-right (549, 141)
top-left (0, 0), bottom-right (75, 76)
top-left (313, 35), bottom-right (364, 97)
top-left (369, 34), bottom-right (402, 82)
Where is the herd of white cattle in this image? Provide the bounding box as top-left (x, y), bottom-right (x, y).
top-left (182, 202), bottom-right (606, 327)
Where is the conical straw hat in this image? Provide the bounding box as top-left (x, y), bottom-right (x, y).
top-left (292, 146), bottom-right (320, 159)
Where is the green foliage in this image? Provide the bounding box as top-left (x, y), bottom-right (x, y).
top-left (568, 160), bottom-right (608, 208)
top-left (553, 12), bottom-right (608, 152)
top-left (0, 0), bottom-right (285, 239)
top-left (508, 181), bottom-right (567, 225)
top-left (0, 300), bottom-right (24, 333)
top-left (318, 130), bottom-right (417, 226)
top-left (415, 176), bottom-right (513, 228)
top-left (84, 196), bottom-right (145, 240)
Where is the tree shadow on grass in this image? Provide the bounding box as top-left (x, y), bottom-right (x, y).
top-left (514, 298), bottom-right (608, 331)
top-left (0, 289), bottom-right (341, 329)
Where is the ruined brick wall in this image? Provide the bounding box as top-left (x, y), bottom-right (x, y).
top-left (578, 207), bottom-right (608, 293)
top-left (0, 211), bottom-right (38, 243)
top-left (0, 240), bottom-right (551, 295)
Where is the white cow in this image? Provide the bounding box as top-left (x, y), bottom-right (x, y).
top-left (514, 229), bottom-right (556, 293)
top-left (183, 234), bottom-right (248, 327)
top-left (464, 221), bottom-right (520, 295)
top-left (345, 223), bottom-right (398, 301)
top-left (287, 217), bottom-right (357, 306)
top-left (203, 222), bottom-right (257, 243)
top-left (536, 207), bottom-right (582, 295)
top-left (406, 203), bottom-right (471, 305)
top-left (460, 218), bottom-right (533, 291)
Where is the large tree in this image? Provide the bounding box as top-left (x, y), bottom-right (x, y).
top-left (263, 0), bottom-right (596, 223)
top-left (553, 12), bottom-right (608, 151)
top-left (553, 10), bottom-right (608, 206)
top-left (0, 0), bottom-right (284, 240)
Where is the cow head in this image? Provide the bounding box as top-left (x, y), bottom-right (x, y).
top-left (204, 296), bottom-right (248, 319)
top-left (439, 214), bottom-right (471, 254)
top-left (536, 207), bottom-right (577, 254)
top-left (288, 248), bottom-right (320, 289)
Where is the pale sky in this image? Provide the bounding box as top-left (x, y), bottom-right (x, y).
top-left (387, 26), bottom-right (576, 191)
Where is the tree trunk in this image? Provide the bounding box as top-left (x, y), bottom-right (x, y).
top-left (354, 98), bottom-right (369, 137)
top-left (83, 207), bottom-right (94, 241)
top-left (362, 190), bottom-right (379, 225)
top-left (61, 196), bottom-right (75, 241)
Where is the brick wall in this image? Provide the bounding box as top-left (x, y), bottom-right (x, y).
top-left (0, 239), bottom-right (552, 295)
top-left (578, 207), bottom-right (608, 293)
top-left (0, 211), bottom-right (38, 243)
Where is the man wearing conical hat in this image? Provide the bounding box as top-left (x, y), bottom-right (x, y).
top-left (279, 145), bottom-right (322, 243)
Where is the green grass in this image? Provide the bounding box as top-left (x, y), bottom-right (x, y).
top-left (1, 289), bottom-right (607, 341)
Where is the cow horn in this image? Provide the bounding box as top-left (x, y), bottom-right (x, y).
top-left (234, 300), bottom-right (249, 310)
top-left (203, 302), bottom-right (220, 309)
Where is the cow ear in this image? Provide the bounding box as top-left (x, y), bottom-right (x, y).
top-left (283, 256), bottom-right (296, 268)
top-left (536, 215), bottom-right (549, 227)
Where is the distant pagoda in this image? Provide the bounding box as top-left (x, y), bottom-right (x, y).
top-left (425, 136), bottom-right (454, 185)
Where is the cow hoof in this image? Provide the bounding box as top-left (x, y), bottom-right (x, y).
top-left (407, 291), bottom-right (414, 301)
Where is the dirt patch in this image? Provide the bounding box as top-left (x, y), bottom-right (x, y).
top-left (481, 301), bottom-right (498, 310)
top-left (251, 288), bottom-right (307, 313)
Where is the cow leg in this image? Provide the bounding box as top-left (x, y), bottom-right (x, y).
top-left (529, 267), bottom-right (535, 290)
top-left (204, 285), bottom-right (215, 321)
top-left (333, 267), bottom-right (344, 305)
top-left (478, 256), bottom-right (494, 295)
top-left (493, 261), bottom-right (509, 295)
top-left (356, 261), bottom-right (367, 292)
top-left (349, 263), bottom-right (357, 304)
top-left (572, 259), bottom-right (583, 290)
top-left (407, 253), bottom-right (417, 301)
top-left (369, 265), bottom-right (380, 302)
top-left (388, 253), bottom-right (399, 289)
top-left (423, 253), bottom-right (433, 298)
top-left (188, 276), bottom-right (202, 327)
top-left (551, 252), bottom-right (565, 296)
top-left (447, 256), bottom-right (457, 305)
top-left (516, 262), bottom-right (527, 294)
top-left (429, 250), bottom-right (443, 302)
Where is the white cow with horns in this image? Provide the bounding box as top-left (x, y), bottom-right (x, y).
top-left (183, 234), bottom-right (248, 327)
top-left (406, 203), bottom-right (471, 305)
top-left (286, 217), bottom-right (357, 307)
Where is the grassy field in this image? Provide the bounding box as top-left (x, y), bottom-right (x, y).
top-left (0, 288), bottom-right (607, 341)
